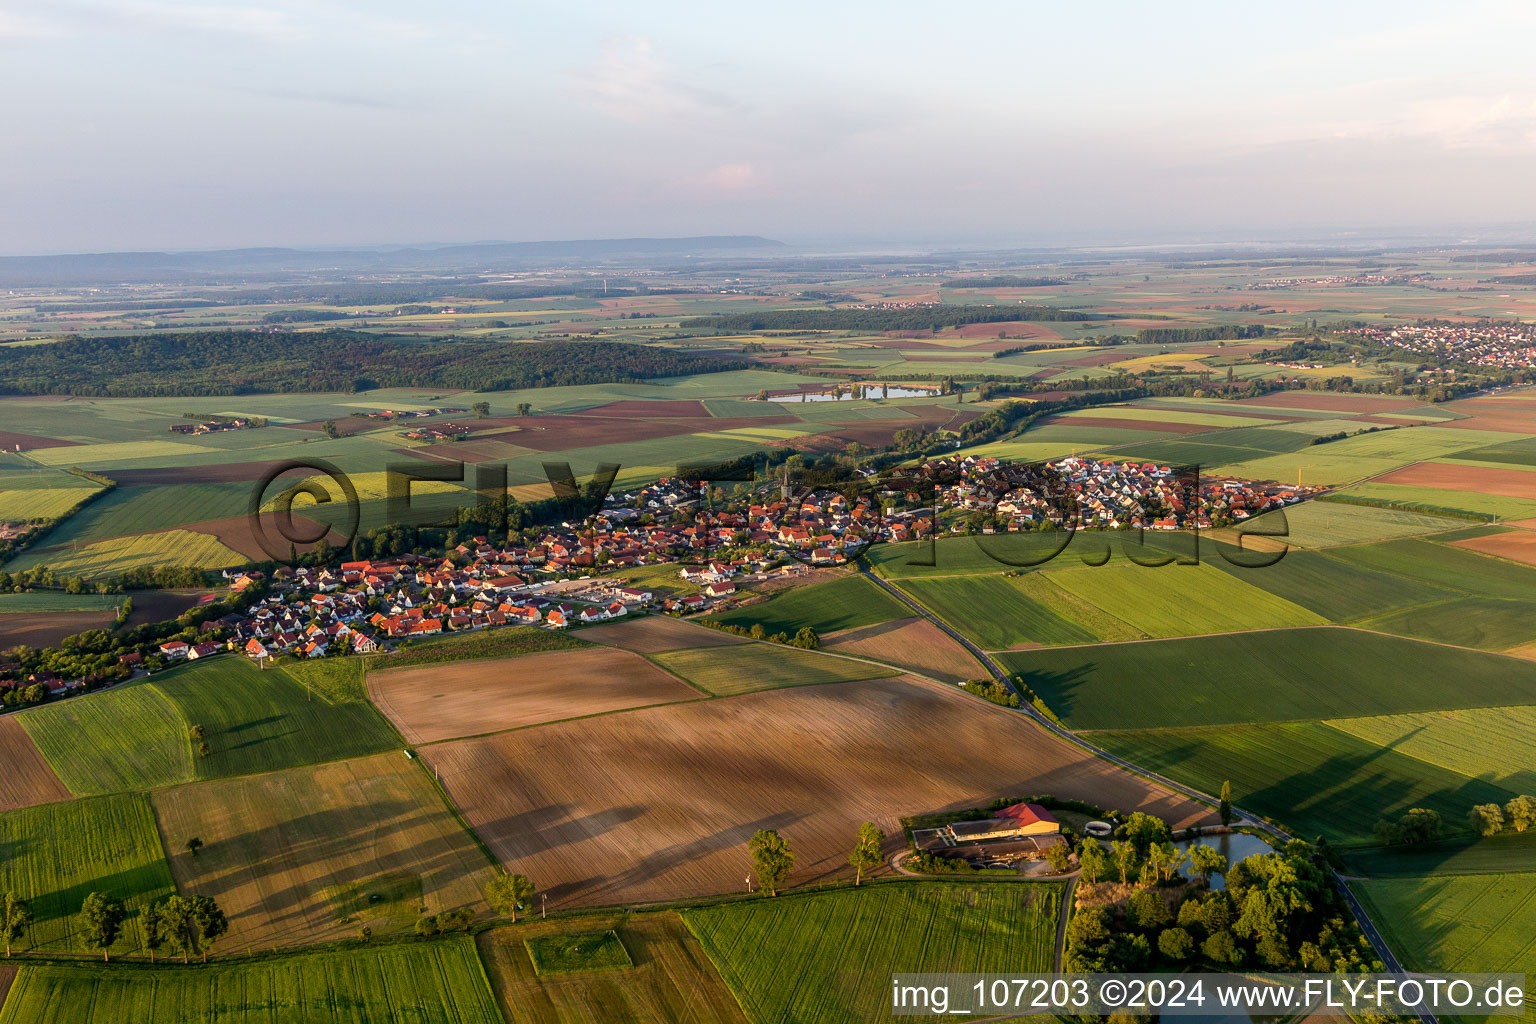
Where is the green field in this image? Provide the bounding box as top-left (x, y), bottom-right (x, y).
top-left (0, 935), bottom-right (503, 1023)
top-left (1004, 628), bottom-right (1536, 730)
top-left (1331, 483), bottom-right (1536, 522)
top-left (1324, 705), bottom-right (1536, 792)
top-left (1357, 596), bottom-right (1536, 650)
top-left (898, 574), bottom-right (1102, 649)
top-left (1237, 500), bottom-right (1465, 548)
top-left (705, 575), bottom-right (909, 636)
top-left (0, 483), bottom-right (102, 520)
top-left (1328, 537), bottom-right (1536, 599)
top-left (1091, 721), bottom-right (1520, 843)
top-left (365, 625), bottom-right (587, 670)
top-left (20, 482), bottom-right (251, 548)
top-left (277, 656), bottom-right (367, 703)
top-left (1040, 562), bottom-right (1327, 638)
top-left (525, 930), bottom-right (634, 975)
top-left (1212, 547), bottom-right (1460, 623)
top-left (20, 683), bottom-right (196, 794)
top-left (1343, 832), bottom-right (1536, 878)
top-left (683, 882), bottom-right (1061, 1024)
top-left (651, 642), bottom-right (898, 696)
top-left (0, 591), bottom-right (126, 614)
top-left (0, 794), bottom-right (174, 951)
top-left (5, 528), bottom-right (244, 577)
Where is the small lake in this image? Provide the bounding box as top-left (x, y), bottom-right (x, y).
top-left (770, 384), bottom-right (939, 402)
top-left (1170, 831), bottom-right (1275, 890)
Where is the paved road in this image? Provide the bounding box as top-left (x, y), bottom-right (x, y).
top-left (862, 568), bottom-right (1438, 1024)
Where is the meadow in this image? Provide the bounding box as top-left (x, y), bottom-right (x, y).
top-left (650, 641), bottom-right (897, 696)
top-left (705, 574), bottom-right (908, 636)
top-left (0, 794), bottom-right (175, 952)
top-left (683, 882), bottom-right (1061, 1024)
top-left (0, 936), bottom-right (503, 1023)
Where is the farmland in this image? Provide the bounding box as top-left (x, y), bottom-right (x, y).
top-left (898, 573), bottom-right (1103, 649)
top-left (819, 616), bottom-right (984, 681)
top-left (1324, 706), bottom-right (1536, 792)
top-left (684, 882), bottom-right (1060, 1024)
top-left (1236, 500), bottom-right (1464, 547)
top-left (150, 752), bottom-right (496, 947)
top-left (5, 528), bottom-right (245, 578)
top-left (650, 641), bottom-right (898, 696)
top-left (477, 912), bottom-right (750, 1024)
top-left (425, 675), bottom-right (1210, 907)
top-left (705, 574), bottom-right (909, 636)
top-left (577, 614), bottom-right (748, 654)
top-left (0, 717), bottom-right (70, 811)
top-left (368, 648), bottom-right (703, 744)
top-left (0, 936), bottom-right (503, 1024)
top-left (19, 682), bottom-right (196, 795)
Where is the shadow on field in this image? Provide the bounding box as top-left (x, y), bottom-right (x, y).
top-left (1009, 664), bottom-right (1095, 724)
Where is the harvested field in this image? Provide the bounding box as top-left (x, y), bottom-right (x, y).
top-left (578, 615), bottom-right (747, 654)
top-left (287, 417), bottom-right (384, 436)
top-left (482, 414), bottom-right (794, 452)
top-left (0, 717), bottom-right (70, 811)
top-left (426, 676), bottom-right (1211, 907)
top-left (583, 399), bottom-right (712, 418)
top-left (0, 430), bottom-right (80, 450)
top-left (1438, 413), bottom-right (1536, 434)
top-left (1452, 529), bottom-right (1536, 567)
top-left (368, 648), bottom-right (703, 744)
top-left (1375, 461), bottom-right (1536, 500)
top-left (652, 642), bottom-right (896, 696)
top-left (184, 512), bottom-right (347, 560)
top-left (820, 617), bottom-right (982, 681)
top-left (0, 609), bottom-right (114, 649)
top-left (150, 753), bottom-right (497, 947)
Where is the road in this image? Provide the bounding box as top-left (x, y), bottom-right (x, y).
top-left (861, 567), bottom-right (1438, 1024)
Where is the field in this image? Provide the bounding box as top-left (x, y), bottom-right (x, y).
top-left (0, 936), bottom-right (503, 1023)
top-left (577, 614), bottom-right (747, 654)
top-left (367, 648), bottom-right (704, 744)
top-left (0, 794), bottom-right (175, 952)
top-left (1090, 721), bottom-right (1520, 843)
top-left (425, 676), bottom-right (1210, 907)
top-left (1237, 500), bottom-right (1464, 548)
top-left (0, 717), bottom-right (70, 810)
top-left (19, 682), bottom-right (197, 795)
top-left (1328, 536), bottom-right (1536, 599)
top-left (1451, 527), bottom-right (1536, 567)
top-left (1332, 482), bottom-right (1536, 521)
top-left (1211, 546), bottom-right (1459, 623)
top-left (477, 912), bottom-right (750, 1024)
top-left (704, 574), bottom-right (909, 635)
top-left (4, 528), bottom-right (245, 578)
top-left (684, 882), bottom-right (1060, 1024)
top-left (1357, 595), bottom-right (1536, 650)
top-left (1003, 627), bottom-right (1536, 730)
top-left (650, 642), bottom-right (897, 696)
top-left (1324, 706), bottom-right (1536, 792)
top-left (819, 616), bottom-right (983, 681)
top-left (1041, 562), bottom-right (1327, 638)
top-left (150, 752), bottom-right (496, 947)
top-left (363, 625), bottom-right (587, 669)
top-left (898, 574), bottom-right (1095, 649)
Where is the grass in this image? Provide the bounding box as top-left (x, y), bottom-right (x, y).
top-left (0, 935), bottom-right (504, 1023)
top-left (0, 485), bottom-right (104, 520)
top-left (651, 642), bottom-right (898, 696)
top-left (1323, 705), bottom-right (1536, 792)
top-left (607, 562), bottom-right (699, 598)
top-left (1040, 561), bottom-right (1327, 638)
top-left (5, 529), bottom-right (244, 578)
top-left (683, 882), bottom-right (1061, 1024)
top-left (1236, 500), bottom-right (1465, 548)
top-left (19, 683), bottom-right (196, 795)
top-left (525, 930), bottom-right (634, 975)
top-left (1003, 628), bottom-right (1536, 730)
top-left (364, 625), bottom-right (588, 670)
top-left (0, 592), bottom-right (126, 614)
top-left (898, 574), bottom-right (1101, 649)
top-left (276, 656), bottom-right (367, 703)
top-left (0, 794), bottom-right (175, 952)
top-left (706, 575), bottom-right (908, 635)
top-left (1090, 721), bottom-right (1519, 843)
top-left (477, 912), bottom-right (749, 1024)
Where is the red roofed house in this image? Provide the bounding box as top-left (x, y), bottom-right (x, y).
top-left (993, 803), bottom-right (1060, 836)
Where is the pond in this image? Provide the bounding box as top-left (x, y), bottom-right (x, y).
top-left (1170, 831), bottom-right (1275, 890)
top-left (769, 384), bottom-right (940, 402)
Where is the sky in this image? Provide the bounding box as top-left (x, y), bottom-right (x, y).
top-left (4, 0), bottom-right (1536, 254)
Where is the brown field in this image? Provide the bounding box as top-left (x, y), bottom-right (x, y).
top-left (185, 513), bottom-right (347, 561)
top-left (584, 399), bottom-right (712, 419)
top-left (0, 966), bottom-right (16, 1011)
top-left (1058, 351), bottom-right (1126, 367)
top-left (368, 648), bottom-right (703, 744)
top-left (121, 588), bottom-right (216, 629)
top-left (0, 609), bottom-right (114, 649)
top-left (481, 414), bottom-right (794, 452)
top-left (1451, 530), bottom-right (1536, 567)
top-left (287, 417), bottom-right (383, 436)
top-left (820, 616), bottom-right (983, 682)
top-left (477, 911), bottom-right (749, 1024)
top-left (426, 676), bottom-right (1211, 907)
top-left (0, 431), bottom-right (79, 450)
top-left (107, 461), bottom-right (328, 486)
top-left (943, 322), bottom-right (1065, 341)
top-left (578, 615), bottom-right (748, 654)
top-left (1375, 462), bottom-right (1536, 500)
top-left (151, 752), bottom-right (497, 947)
top-left (1439, 414), bottom-right (1536, 434)
top-left (0, 716), bottom-right (71, 811)
top-left (1237, 393), bottom-right (1422, 413)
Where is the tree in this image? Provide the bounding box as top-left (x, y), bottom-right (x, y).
top-left (1122, 812), bottom-right (1170, 854)
top-left (1469, 803), bottom-right (1505, 837)
top-left (515, 403), bottom-right (533, 417)
top-left (1110, 840), bottom-right (1138, 884)
top-left (1219, 780), bottom-right (1233, 826)
top-left (185, 837), bottom-right (203, 857)
top-left (792, 626), bottom-right (819, 649)
top-left (749, 829), bottom-right (795, 896)
top-left (1505, 795), bottom-right (1536, 833)
top-left (1202, 929), bottom-right (1242, 966)
top-left (143, 903), bottom-right (166, 963)
top-left (1158, 927), bottom-right (1194, 961)
top-left (80, 891), bottom-right (126, 961)
top-left (321, 420), bottom-right (339, 439)
top-left (472, 401), bottom-right (491, 418)
top-left (1046, 840), bottom-right (1073, 874)
top-left (0, 894), bottom-right (31, 957)
top-left (485, 873), bottom-right (536, 922)
top-left (1078, 839), bottom-right (1110, 883)
top-left (848, 822), bottom-right (884, 886)
top-left (154, 894), bottom-right (228, 963)
top-left (1189, 844), bottom-right (1228, 885)
top-left (1127, 889), bottom-right (1171, 929)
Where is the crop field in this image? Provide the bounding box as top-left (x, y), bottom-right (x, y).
top-left (1005, 628), bottom-right (1536, 730)
top-left (368, 648), bottom-right (703, 744)
top-left (1236, 500), bottom-right (1464, 547)
top-left (0, 591), bottom-right (124, 614)
top-left (24, 482), bottom-right (250, 551)
top-left (1210, 547), bottom-right (1459, 623)
top-left (477, 911), bottom-right (750, 1024)
top-left (0, 935), bottom-right (504, 1024)
top-left (0, 483), bottom-right (101, 520)
top-left (5, 528), bottom-right (245, 578)
top-left (705, 574), bottom-right (908, 636)
top-left (0, 609), bottom-right (117, 648)
top-left (898, 574), bottom-right (1099, 649)
top-left (819, 617), bottom-right (983, 681)
top-left (1041, 562), bottom-right (1326, 638)
top-left (1358, 595), bottom-right (1536, 650)
top-left (1376, 460), bottom-right (1536, 500)
top-left (1091, 720), bottom-right (1520, 843)
top-left (1451, 527), bottom-right (1536, 567)
top-left (1344, 832), bottom-right (1536, 878)
top-left (684, 882), bottom-right (1060, 1024)
top-left (1353, 874), bottom-right (1536, 1022)
top-left (150, 752), bottom-right (496, 947)
top-left (1328, 536), bottom-right (1536, 598)
top-left (24, 438), bottom-right (208, 467)
top-left (277, 656), bottom-right (366, 703)
top-left (0, 794), bottom-right (174, 952)
top-left (577, 614), bottom-right (746, 654)
top-left (864, 535), bottom-right (1058, 578)
top-left (365, 625), bottom-right (587, 669)
top-left (426, 676), bottom-right (1209, 907)
top-left (1324, 705), bottom-right (1536, 792)
top-left (0, 717), bottom-right (70, 810)
top-left (19, 682), bottom-right (196, 795)
top-left (650, 642), bottom-right (898, 696)
top-left (1333, 482), bottom-right (1536, 521)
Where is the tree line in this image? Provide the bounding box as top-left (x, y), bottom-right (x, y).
top-left (1135, 325), bottom-right (1271, 344)
top-left (681, 304), bottom-right (1102, 333)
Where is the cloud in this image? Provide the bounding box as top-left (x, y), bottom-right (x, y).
top-left (568, 36), bottom-right (739, 124)
top-left (0, 8), bottom-right (65, 40)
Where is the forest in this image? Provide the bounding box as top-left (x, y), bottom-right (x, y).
top-left (680, 304), bottom-right (1100, 332)
top-left (938, 276), bottom-right (1066, 288)
top-left (1135, 325), bottom-right (1271, 344)
top-left (0, 331), bottom-right (744, 396)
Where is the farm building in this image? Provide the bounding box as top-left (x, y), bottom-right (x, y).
top-left (944, 803), bottom-right (1059, 844)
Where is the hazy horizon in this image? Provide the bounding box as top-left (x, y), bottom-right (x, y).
top-left (6, 0), bottom-right (1536, 255)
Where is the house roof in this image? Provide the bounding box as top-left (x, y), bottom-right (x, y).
top-left (995, 802), bottom-right (1057, 827)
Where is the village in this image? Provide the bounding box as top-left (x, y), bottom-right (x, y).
top-left (1348, 321), bottom-right (1536, 369)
